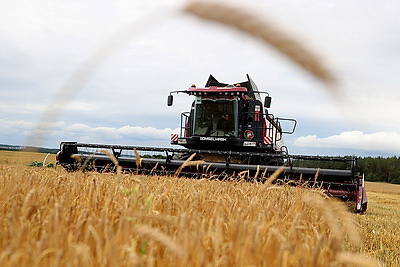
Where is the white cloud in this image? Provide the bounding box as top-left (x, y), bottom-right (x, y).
top-left (61, 123), bottom-right (180, 146)
top-left (0, 118), bottom-right (179, 147)
top-left (0, 101), bottom-right (95, 116)
top-left (60, 123), bottom-right (180, 147)
top-left (63, 123), bottom-right (178, 139)
top-left (294, 131), bottom-right (400, 154)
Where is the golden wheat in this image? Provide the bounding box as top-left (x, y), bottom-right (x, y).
top-left (0, 162), bottom-right (381, 266)
top-left (133, 148), bottom-right (142, 168)
top-left (99, 149), bottom-right (122, 174)
top-left (174, 153), bottom-right (205, 176)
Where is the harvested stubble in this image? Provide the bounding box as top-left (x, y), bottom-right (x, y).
top-left (0, 164), bottom-right (379, 267)
top-left (352, 190), bottom-right (400, 267)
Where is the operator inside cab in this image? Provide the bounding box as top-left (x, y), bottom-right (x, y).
top-left (194, 99), bottom-right (236, 137)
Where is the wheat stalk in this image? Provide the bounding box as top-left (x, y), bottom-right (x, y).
top-left (314, 167), bottom-right (320, 185)
top-left (183, 1), bottom-right (337, 87)
top-left (70, 154), bottom-right (82, 162)
top-left (254, 165), bottom-right (260, 180)
top-left (335, 252), bottom-right (381, 267)
top-left (135, 224), bottom-right (187, 258)
top-left (133, 148), bottom-right (142, 168)
top-left (99, 149), bottom-right (122, 174)
top-left (265, 166), bottom-right (284, 187)
top-left (175, 153), bottom-right (205, 176)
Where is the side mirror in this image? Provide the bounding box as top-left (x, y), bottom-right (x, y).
top-left (264, 96), bottom-right (272, 108)
top-left (167, 95), bottom-right (173, 106)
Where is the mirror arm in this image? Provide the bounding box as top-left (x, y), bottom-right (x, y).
top-left (167, 90), bottom-right (188, 106)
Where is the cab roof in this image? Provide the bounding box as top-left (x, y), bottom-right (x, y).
top-left (187, 86), bottom-right (247, 95)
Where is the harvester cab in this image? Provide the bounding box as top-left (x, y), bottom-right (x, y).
top-left (168, 74), bottom-right (297, 158)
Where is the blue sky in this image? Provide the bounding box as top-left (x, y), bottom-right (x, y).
top-left (1, 0), bottom-right (399, 156)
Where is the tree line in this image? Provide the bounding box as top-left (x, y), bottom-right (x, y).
top-left (292, 156), bottom-right (400, 184)
top-left (0, 144), bottom-right (59, 154)
top-left (357, 156), bottom-right (400, 184)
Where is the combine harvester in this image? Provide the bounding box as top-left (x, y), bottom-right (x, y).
top-left (56, 75), bottom-right (367, 212)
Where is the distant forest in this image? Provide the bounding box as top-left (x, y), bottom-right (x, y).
top-left (292, 156), bottom-right (400, 184)
top-left (357, 157), bottom-right (400, 184)
top-left (0, 144), bottom-right (59, 154)
top-left (0, 144), bottom-right (399, 184)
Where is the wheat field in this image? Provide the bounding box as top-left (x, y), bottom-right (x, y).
top-left (4, 2), bottom-right (398, 266)
top-left (2, 151), bottom-right (398, 266)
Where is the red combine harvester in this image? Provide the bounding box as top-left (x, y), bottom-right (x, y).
top-left (56, 74), bottom-right (368, 212)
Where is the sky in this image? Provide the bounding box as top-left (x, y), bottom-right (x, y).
top-left (1, 0), bottom-right (399, 157)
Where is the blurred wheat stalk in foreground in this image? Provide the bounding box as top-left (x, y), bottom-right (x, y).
top-left (183, 1), bottom-right (337, 87)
